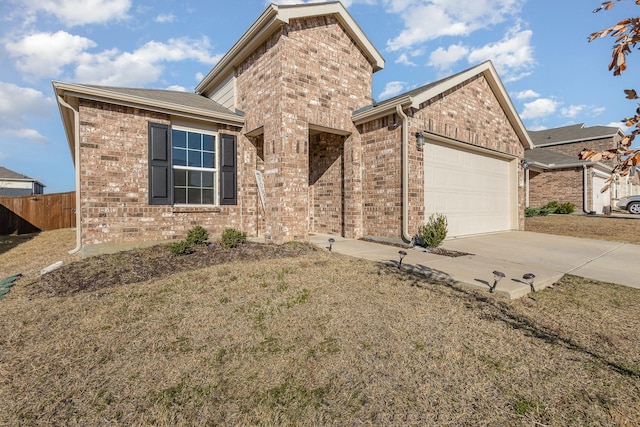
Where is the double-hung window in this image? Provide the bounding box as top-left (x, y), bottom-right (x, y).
top-left (171, 128), bottom-right (216, 205)
top-left (148, 122), bottom-right (237, 206)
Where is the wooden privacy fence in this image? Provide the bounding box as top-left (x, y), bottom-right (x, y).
top-left (0, 192), bottom-right (76, 235)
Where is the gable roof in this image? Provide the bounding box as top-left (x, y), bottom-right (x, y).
top-left (524, 148), bottom-right (611, 173)
top-left (0, 166), bottom-right (45, 185)
top-left (529, 123), bottom-right (622, 147)
top-left (195, 1), bottom-right (385, 97)
top-left (352, 61), bottom-right (533, 149)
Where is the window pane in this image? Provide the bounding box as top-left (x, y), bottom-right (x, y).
top-left (188, 132), bottom-right (201, 150)
top-left (172, 148), bottom-right (186, 166)
top-left (202, 189), bottom-right (214, 205)
top-left (172, 130), bottom-right (186, 148)
top-left (203, 152), bottom-right (214, 169)
top-left (202, 172), bottom-right (214, 188)
top-left (203, 134), bottom-right (214, 152)
top-left (188, 188), bottom-right (201, 204)
top-left (189, 171), bottom-right (201, 187)
top-left (174, 188), bottom-right (186, 204)
top-left (187, 149), bottom-right (202, 167)
top-left (174, 169), bottom-right (186, 186)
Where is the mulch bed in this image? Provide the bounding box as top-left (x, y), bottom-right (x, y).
top-left (31, 241), bottom-right (318, 297)
top-left (359, 237), bottom-right (472, 257)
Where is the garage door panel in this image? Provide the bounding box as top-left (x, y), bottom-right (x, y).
top-left (424, 141), bottom-right (513, 238)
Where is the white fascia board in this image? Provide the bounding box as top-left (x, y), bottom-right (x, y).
top-left (53, 81), bottom-right (244, 127)
top-left (195, 2), bottom-right (384, 97)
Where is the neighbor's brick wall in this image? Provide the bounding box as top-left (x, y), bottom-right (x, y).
top-left (544, 136), bottom-right (620, 167)
top-left (528, 168), bottom-right (584, 209)
top-left (77, 100), bottom-right (245, 247)
top-left (235, 16), bottom-right (373, 243)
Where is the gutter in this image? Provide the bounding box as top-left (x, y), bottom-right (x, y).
top-left (396, 105), bottom-right (412, 242)
top-left (583, 165), bottom-right (591, 214)
top-left (56, 94), bottom-right (82, 255)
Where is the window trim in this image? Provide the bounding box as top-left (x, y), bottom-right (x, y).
top-left (171, 125), bottom-right (219, 207)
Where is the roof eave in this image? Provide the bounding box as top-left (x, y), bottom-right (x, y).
top-left (53, 81), bottom-right (245, 127)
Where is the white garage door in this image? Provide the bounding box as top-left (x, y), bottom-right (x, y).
top-left (424, 140), bottom-right (515, 237)
top-left (592, 174), bottom-right (611, 214)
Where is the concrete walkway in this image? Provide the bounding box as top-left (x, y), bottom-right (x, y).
top-left (309, 231), bottom-right (640, 299)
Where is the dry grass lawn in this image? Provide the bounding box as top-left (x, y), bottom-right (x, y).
top-left (525, 214), bottom-right (640, 244)
top-left (1, 218), bottom-right (639, 425)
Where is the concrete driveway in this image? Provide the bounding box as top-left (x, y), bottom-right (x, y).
top-left (309, 231), bottom-right (640, 299)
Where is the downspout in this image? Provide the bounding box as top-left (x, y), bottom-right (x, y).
top-left (396, 105), bottom-right (412, 242)
top-left (582, 165), bottom-right (590, 214)
top-left (57, 95), bottom-right (82, 254)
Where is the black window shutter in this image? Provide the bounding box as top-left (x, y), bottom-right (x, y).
top-left (219, 134), bottom-right (237, 205)
top-left (148, 122), bottom-right (171, 205)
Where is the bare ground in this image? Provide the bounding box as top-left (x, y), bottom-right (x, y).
top-left (0, 219), bottom-right (639, 425)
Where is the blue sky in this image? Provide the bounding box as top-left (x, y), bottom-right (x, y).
top-left (0, 0), bottom-right (637, 193)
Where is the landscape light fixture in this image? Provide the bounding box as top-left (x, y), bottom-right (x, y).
top-left (398, 250), bottom-right (407, 269)
top-left (328, 238), bottom-right (335, 252)
top-left (415, 132), bottom-right (425, 149)
top-left (490, 270), bottom-right (505, 293)
top-left (523, 273), bottom-right (536, 292)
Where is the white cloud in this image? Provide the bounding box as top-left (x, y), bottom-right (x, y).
top-left (74, 37), bottom-right (221, 86)
top-left (513, 89), bottom-right (539, 100)
top-left (5, 31), bottom-right (96, 78)
top-left (520, 98), bottom-right (558, 120)
top-left (166, 85), bottom-right (187, 92)
top-left (561, 105), bottom-right (584, 118)
top-left (0, 82), bottom-right (54, 125)
top-left (378, 81), bottom-right (406, 100)
top-left (0, 82), bottom-right (53, 143)
top-left (467, 25), bottom-right (533, 78)
top-left (195, 72), bottom-right (205, 82)
top-left (428, 43), bottom-right (469, 73)
top-left (155, 13), bottom-right (175, 23)
top-left (395, 53), bottom-right (416, 66)
top-left (386, 0), bottom-right (524, 51)
top-left (21, 0), bottom-right (131, 26)
top-left (3, 128), bottom-right (49, 143)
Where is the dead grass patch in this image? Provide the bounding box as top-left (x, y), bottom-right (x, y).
top-left (1, 229), bottom-right (639, 425)
top-left (525, 214), bottom-right (640, 244)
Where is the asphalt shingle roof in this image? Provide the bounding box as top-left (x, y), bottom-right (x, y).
top-left (528, 123), bottom-right (620, 146)
top-left (79, 85), bottom-right (237, 116)
top-left (0, 166), bottom-right (35, 181)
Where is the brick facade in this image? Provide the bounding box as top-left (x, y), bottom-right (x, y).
top-left (528, 168), bottom-right (585, 209)
top-left (78, 100), bottom-right (243, 247)
top-left (544, 136), bottom-right (621, 167)
top-left (60, 4), bottom-right (531, 254)
top-left (235, 16), bottom-right (372, 243)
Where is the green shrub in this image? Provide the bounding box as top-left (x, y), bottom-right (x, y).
top-left (525, 207), bottom-right (552, 217)
top-left (220, 228), bottom-right (247, 250)
top-left (418, 213), bottom-right (448, 248)
top-left (185, 225), bottom-right (209, 246)
top-left (556, 202), bottom-right (575, 214)
top-left (168, 240), bottom-right (194, 256)
top-left (543, 200), bottom-right (560, 213)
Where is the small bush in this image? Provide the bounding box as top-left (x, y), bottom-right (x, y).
top-left (543, 200), bottom-right (560, 213)
top-left (220, 228), bottom-right (247, 250)
top-left (525, 207), bottom-right (552, 217)
top-left (168, 240), bottom-right (194, 256)
top-left (556, 202), bottom-right (575, 214)
top-left (418, 213), bottom-right (448, 248)
top-left (185, 225), bottom-right (209, 246)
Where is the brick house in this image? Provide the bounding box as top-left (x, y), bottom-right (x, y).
top-left (54, 2), bottom-right (532, 256)
top-left (524, 123), bottom-right (639, 213)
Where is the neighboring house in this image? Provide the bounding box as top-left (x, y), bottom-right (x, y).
top-left (54, 2), bottom-right (532, 256)
top-left (525, 123), bottom-right (639, 213)
top-left (0, 166), bottom-right (45, 196)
